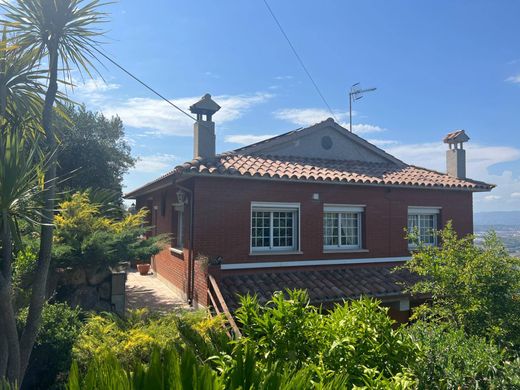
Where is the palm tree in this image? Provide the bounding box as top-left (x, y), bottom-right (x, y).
top-left (1, 0), bottom-right (106, 384)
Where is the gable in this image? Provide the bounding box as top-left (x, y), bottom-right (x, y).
top-left (235, 119), bottom-right (403, 165)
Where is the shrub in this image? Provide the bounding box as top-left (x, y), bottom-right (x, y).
top-left (404, 223), bottom-right (520, 348)
top-left (407, 320), bottom-right (520, 389)
top-left (73, 309), bottom-right (227, 372)
top-left (17, 303), bottom-right (82, 389)
top-left (235, 290), bottom-right (417, 386)
top-left (53, 191), bottom-right (167, 268)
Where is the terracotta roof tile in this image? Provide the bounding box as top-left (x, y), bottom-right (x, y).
top-left (170, 154), bottom-right (493, 190)
top-left (218, 264), bottom-right (419, 311)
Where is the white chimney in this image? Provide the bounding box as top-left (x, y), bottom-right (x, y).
top-left (189, 93), bottom-right (221, 159)
top-left (443, 130), bottom-right (469, 179)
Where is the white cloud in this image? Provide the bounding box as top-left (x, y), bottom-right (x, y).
top-left (506, 74), bottom-right (520, 84)
top-left (93, 92), bottom-right (273, 137)
top-left (352, 124), bottom-right (386, 134)
top-left (274, 108), bottom-right (350, 127)
top-left (381, 141), bottom-right (520, 212)
top-left (274, 75), bottom-right (293, 80)
top-left (274, 107), bottom-right (385, 135)
top-left (484, 195), bottom-right (502, 201)
top-left (71, 77), bottom-right (120, 105)
top-left (225, 134), bottom-right (276, 145)
top-left (133, 154), bottom-right (178, 173)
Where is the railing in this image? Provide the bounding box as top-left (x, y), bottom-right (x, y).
top-left (207, 274), bottom-right (242, 338)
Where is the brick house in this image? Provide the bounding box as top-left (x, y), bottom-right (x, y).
top-left (126, 94), bottom-right (494, 320)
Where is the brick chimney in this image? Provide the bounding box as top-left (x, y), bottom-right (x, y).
top-left (189, 94), bottom-right (221, 159)
top-left (443, 130), bottom-right (469, 179)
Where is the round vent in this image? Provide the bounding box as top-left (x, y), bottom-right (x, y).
top-left (321, 135), bottom-right (333, 150)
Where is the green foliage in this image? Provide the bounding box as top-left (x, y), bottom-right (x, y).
top-left (56, 105), bottom-right (135, 202)
top-left (68, 344), bottom-right (417, 390)
top-left (235, 290), bottom-right (417, 386)
top-left (404, 222), bottom-right (520, 347)
top-left (407, 320), bottom-right (520, 389)
top-left (72, 309), bottom-right (226, 372)
top-left (53, 191), bottom-right (166, 267)
top-left (17, 303), bottom-right (82, 389)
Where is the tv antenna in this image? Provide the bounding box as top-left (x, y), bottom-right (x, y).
top-left (349, 83), bottom-right (377, 132)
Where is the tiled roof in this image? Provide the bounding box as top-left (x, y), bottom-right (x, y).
top-left (173, 154), bottom-right (493, 190)
top-left (218, 264), bottom-right (419, 311)
top-left (443, 130), bottom-right (469, 143)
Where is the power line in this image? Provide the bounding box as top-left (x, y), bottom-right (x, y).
top-left (92, 47), bottom-right (196, 121)
top-left (262, 0), bottom-right (337, 122)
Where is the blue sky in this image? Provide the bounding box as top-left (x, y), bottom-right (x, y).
top-left (72, 1), bottom-right (520, 212)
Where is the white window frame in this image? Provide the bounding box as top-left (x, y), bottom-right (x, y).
top-left (250, 202), bottom-right (300, 253)
top-left (173, 204), bottom-right (184, 250)
top-left (407, 207), bottom-right (440, 249)
top-left (323, 204), bottom-right (364, 250)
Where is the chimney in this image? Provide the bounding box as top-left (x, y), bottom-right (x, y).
top-left (443, 130), bottom-right (469, 179)
top-left (189, 93), bottom-right (221, 159)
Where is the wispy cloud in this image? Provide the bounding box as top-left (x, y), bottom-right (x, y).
top-left (352, 124), bottom-right (386, 134)
top-left (506, 74), bottom-right (520, 84)
top-left (274, 75), bottom-right (293, 80)
top-left (225, 134), bottom-right (276, 145)
top-left (71, 77), bottom-right (120, 105)
top-left (133, 153), bottom-right (178, 173)
top-left (274, 107), bottom-right (386, 135)
top-left (82, 92), bottom-right (273, 137)
top-left (274, 108), bottom-right (350, 127)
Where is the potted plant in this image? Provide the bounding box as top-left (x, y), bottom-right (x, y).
top-left (136, 262), bottom-right (151, 276)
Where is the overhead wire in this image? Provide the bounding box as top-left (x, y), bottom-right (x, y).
top-left (262, 0), bottom-right (338, 122)
top-left (92, 46), bottom-right (196, 121)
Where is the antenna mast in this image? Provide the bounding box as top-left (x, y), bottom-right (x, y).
top-left (349, 83), bottom-right (377, 132)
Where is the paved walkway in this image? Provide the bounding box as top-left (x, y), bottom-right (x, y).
top-left (126, 270), bottom-right (190, 314)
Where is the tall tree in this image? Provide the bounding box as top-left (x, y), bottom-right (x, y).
top-left (1, 0), bottom-right (106, 384)
top-left (56, 105), bottom-right (135, 201)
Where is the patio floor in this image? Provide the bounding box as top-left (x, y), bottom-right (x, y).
top-left (125, 270), bottom-right (190, 314)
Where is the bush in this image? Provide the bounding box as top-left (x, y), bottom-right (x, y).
top-left (404, 223), bottom-right (520, 347)
top-left (407, 320), bottom-right (520, 389)
top-left (17, 303), bottom-right (82, 389)
top-left (235, 290), bottom-right (417, 386)
top-left (53, 191), bottom-right (168, 268)
top-left (73, 309), bottom-right (227, 372)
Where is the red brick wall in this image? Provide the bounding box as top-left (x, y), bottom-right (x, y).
top-left (137, 176), bottom-right (474, 308)
top-left (192, 177), bottom-right (473, 264)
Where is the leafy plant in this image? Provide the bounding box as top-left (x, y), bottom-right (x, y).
top-left (235, 290), bottom-right (417, 386)
top-left (53, 191), bottom-right (167, 267)
top-left (17, 303), bottom-right (83, 389)
top-left (407, 320), bottom-right (520, 389)
top-left (404, 222), bottom-right (520, 348)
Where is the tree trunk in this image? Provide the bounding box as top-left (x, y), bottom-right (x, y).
top-left (18, 40), bottom-right (59, 384)
top-left (0, 213), bottom-right (20, 384)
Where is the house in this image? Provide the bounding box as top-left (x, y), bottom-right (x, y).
top-left (125, 94), bottom-right (494, 321)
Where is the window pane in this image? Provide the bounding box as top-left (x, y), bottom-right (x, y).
top-left (272, 211), bottom-right (294, 248)
top-left (408, 213), bottom-right (436, 246)
top-left (252, 211), bottom-right (271, 248)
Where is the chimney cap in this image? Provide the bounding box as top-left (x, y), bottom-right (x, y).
top-left (443, 129), bottom-right (469, 144)
top-left (189, 93), bottom-right (221, 117)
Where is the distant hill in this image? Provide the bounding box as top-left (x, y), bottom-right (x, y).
top-left (474, 211), bottom-right (520, 226)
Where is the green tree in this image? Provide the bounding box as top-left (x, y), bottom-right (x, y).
top-left (404, 222), bottom-right (520, 348)
top-left (1, 0), bottom-right (106, 384)
top-left (56, 105), bottom-right (135, 201)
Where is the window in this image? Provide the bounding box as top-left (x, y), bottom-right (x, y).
top-left (172, 205), bottom-right (184, 250)
top-left (323, 205), bottom-right (363, 250)
top-left (251, 202), bottom-right (299, 252)
top-left (407, 207), bottom-right (440, 247)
